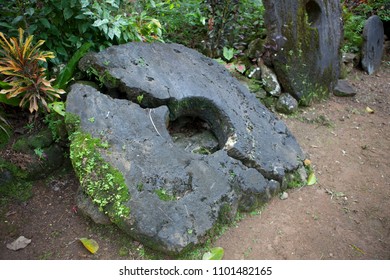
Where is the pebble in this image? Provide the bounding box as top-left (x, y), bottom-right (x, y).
top-left (280, 192), bottom-right (289, 200)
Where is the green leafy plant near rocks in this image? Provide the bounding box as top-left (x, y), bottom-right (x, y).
top-left (0, 28), bottom-right (65, 113)
top-left (341, 0), bottom-right (390, 53)
top-left (0, 158), bottom-right (32, 206)
top-left (66, 113), bottom-right (130, 222)
top-left (0, 0), bottom-right (163, 64)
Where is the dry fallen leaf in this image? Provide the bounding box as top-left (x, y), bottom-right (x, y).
top-left (365, 106), bottom-right (374, 114)
top-left (6, 236), bottom-right (31, 251)
top-left (79, 238), bottom-right (99, 254)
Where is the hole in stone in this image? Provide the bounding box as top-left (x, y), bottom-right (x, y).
top-left (168, 116), bottom-right (220, 155)
top-left (167, 97), bottom-right (233, 155)
top-left (305, 0), bottom-right (321, 26)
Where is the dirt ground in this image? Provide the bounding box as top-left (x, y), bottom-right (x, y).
top-left (0, 59), bottom-right (389, 260)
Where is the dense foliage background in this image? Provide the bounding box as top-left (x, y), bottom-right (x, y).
top-left (0, 0), bottom-right (388, 119)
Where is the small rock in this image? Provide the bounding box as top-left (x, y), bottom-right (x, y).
top-left (280, 192), bottom-right (289, 200)
top-left (333, 80), bottom-right (357, 97)
top-left (6, 236), bottom-right (31, 251)
top-left (275, 93), bottom-right (298, 114)
top-left (260, 63), bottom-right (281, 97)
top-left (342, 53), bottom-right (357, 64)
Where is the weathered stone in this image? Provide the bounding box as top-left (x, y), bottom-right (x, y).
top-left (263, 0), bottom-right (342, 105)
top-left (260, 63), bottom-right (281, 97)
top-left (276, 93), bottom-right (299, 114)
top-left (11, 129), bottom-right (65, 180)
top-left (333, 80), bottom-right (357, 97)
top-left (340, 53), bottom-right (359, 78)
top-left (361, 15), bottom-right (384, 75)
top-left (69, 42), bottom-right (305, 254)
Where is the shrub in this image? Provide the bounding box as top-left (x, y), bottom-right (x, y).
top-left (204, 0), bottom-right (266, 58)
top-left (0, 1), bottom-right (163, 64)
top-left (341, 0), bottom-right (390, 53)
top-left (0, 28), bottom-right (64, 113)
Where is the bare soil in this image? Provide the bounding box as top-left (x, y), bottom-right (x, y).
top-left (1, 60), bottom-right (389, 260)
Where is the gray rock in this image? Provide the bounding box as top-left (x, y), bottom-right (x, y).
top-left (6, 236), bottom-right (31, 251)
top-left (275, 93), bottom-right (299, 114)
top-left (280, 192), bottom-right (288, 200)
top-left (342, 53), bottom-right (358, 64)
top-left (11, 129), bottom-right (65, 180)
top-left (68, 42), bottom-right (304, 254)
top-left (334, 80), bottom-right (357, 97)
top-left (260, 63), bottom-right (281, 97)
top-left (263, 0), bottom-right (342, 105)
top-left (361, 15), bottom-right (384, 75)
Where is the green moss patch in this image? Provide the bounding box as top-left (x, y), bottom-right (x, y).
top-left (0, 158), bottom-right (32, 204)
top-left (66, 114), bottom-right (130, 223)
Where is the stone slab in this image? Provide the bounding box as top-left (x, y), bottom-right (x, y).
top-left (361, 15), bottom-right (384, 75)
top-left (67, 42), bottom-right (305, 254)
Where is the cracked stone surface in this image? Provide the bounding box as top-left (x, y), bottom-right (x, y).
top-left (67, 42), bottom-right (305, 254)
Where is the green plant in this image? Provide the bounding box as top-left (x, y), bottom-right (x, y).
top-left (136, 94), bottom-right (144, 104)
top-left (67, 113), bottom-right (130, 221)
top-left (81, 0), bottom-right (163, 44)
top-left (146, 0), bottom-right (207, 48)
top-left (0, 114), bottom-right (10, 138)
top-left (0, 28), bottom-right (65, 113)
top-left (341, 6), bottom-right (365, 53)
top-left (34, 147), bottom-right (45, 160)
top-left (341, 0), bottom-right (390, 53)
top-left (0, 158), bottom-right (32, 203)
top-left (44, 111), bottom-right (66, 142)
top-left (0, 1), bottom-right (163, 64)
top-left (154, 188), bottom-right (176, 201)
top-left (205, 0), bottom-right (266, 57)
top-left (54, 42), bottom-right (92, 90)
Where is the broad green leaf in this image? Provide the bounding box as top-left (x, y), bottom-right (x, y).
top-left (202, 247), bottom-right (224, 260)
top-left (92, 19), bottom-right (109, 28)
top-left (55, 42), bottom-right (92, 89)
top-left (0, 94), bottom-right (20, 107)
top-left (12, 16), bottom-right (24, 25)
top-left (223, 47), bottom-right (234, 61)
top-left (79, 238), bottom-right (99, 254)
top-left (25, 8), bottom-right (35, 17)
top-left (80, 0), bottom-right (90, 8)
top-left (0, 81), bottom-right (11, 89)
top-left (63, 7), bottom-right (74, 21)
top-left (0, 83), bottom-right (20, 106)
top-left (39, 18), bottom-right (51, 29)
top-left (307, 172), bottom-right (317, 186)
top-left (48, 101), bottom-right (66, 116)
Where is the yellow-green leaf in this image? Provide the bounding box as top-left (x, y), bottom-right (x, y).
top-left (307, 172), bottom-right (317, 186)
top-left (202, 247), bottom-right (224, 260)
top-left (365, 106), bottom-right (374, 114)
top-left (79, 238), bottom-right (99, 254)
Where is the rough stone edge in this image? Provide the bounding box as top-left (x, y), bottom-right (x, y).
top-left (65, 112), bottom-right (130, 225)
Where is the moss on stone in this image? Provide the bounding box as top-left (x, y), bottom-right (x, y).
top-left (271, 0), bottom-right (336, 105)
top-left (0, 157), bottom-right (32, 203)
top-left (66, 113), bottom-right (130, 223)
